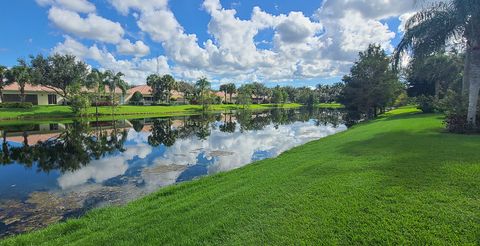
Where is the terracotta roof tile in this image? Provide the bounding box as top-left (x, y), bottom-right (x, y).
top-left (3, 82), bottom-right (57, 93)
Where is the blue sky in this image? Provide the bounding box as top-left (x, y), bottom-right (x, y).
top-left (0, 0), bottom-right (413, 88)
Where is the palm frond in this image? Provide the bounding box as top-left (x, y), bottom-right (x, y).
top-left (394, 3), bottom-right (462, 69)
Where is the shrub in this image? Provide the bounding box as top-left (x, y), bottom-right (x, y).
top-left (0, 102), bottom-right (33, 108)
top-left (393, 91), bottom-right (409, 107)
top-left (213, 96), bottom-right (222, 105)
top-left (130, 91), bottom-right (143, 105)
top-left (92, 101), bottom-right (115, 107)
top-left (71, 94), bottom-right (91, 116)
top-left (444, 113), bottom-right (479, 134)
top-left (416, 95), bottom-right (436, 113)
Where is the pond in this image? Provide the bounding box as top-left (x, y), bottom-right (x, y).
top-left (0, 108), bottom-right (347, 238)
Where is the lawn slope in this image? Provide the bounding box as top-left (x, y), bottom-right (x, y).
top-left (2, 107), bottom-right (479, 245)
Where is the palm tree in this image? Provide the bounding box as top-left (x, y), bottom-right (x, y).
top-left (195, 77), bottom-right (211, 111)
top-left (7, 59), bottom-right (31, 103)
top-left (219, 84), bottom-right (228, 103)
top-left (86, 69), bottom-right (107, 117)
top-left (0, 66), bottom-right (13, 102)
top-left (226, 83), bottom-right (236, 103)
top-left (146, 74), bottom-right (160, 103)
top-left (395, 0), bottom-right (480, 126)
top-left (105, 71), bottom-right (128, 115)
top-left (160, 74), bottom-right (177, 104)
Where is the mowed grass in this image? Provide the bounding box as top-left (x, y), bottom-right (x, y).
top-left (317, 102), bottom-right (344, 108)
top-left (0, 103), bottom-right (303, 120)
top-left (2, 107), bottom-right (480, 245)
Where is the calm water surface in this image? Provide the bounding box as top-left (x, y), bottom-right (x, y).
top-left (0, 108), bottom-right (346, 237)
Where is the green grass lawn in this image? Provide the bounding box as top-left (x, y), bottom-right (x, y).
top-left (0, 103), bottom-right (304, 120)
top-left (2, 106), bottom-right (479, 245)
top-left (317, 102), bottom-right (344, 108)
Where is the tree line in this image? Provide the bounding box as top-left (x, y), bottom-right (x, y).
top-left (1, 107), bottom-right (340, 171)
top-left (0, 54), bottom-right (129, 116)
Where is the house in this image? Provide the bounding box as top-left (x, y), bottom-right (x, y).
top-left (126, 85), bottom-right (186, 105)
top-left (1, 82), bottom-right (127, 105)
top-left (214, 91), bottom-right (237, 103)
top-left (0, 82), bottom-right (65, 105)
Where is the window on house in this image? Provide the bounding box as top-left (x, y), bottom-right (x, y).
top-left (48, 94), bottom-right (57, 105)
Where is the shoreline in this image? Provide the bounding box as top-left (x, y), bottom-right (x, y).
top-left (3, 106), bottom-right (476, 244)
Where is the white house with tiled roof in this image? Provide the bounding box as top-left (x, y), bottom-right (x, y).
top-left (0, 82), bottom-right (64, 105)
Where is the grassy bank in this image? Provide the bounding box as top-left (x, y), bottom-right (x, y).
top-left (0, 103), bottom-right (305, 120)
top-left (2, 106), bottom-right (479, 245)
top-left (317, 102), bottom-right (344, 108)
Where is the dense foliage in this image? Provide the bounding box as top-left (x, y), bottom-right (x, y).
top-left (340, 44), bottom-right (402, 118)
top-left (0, 102), bottom-right (33, 109)
top-left (395, 0), bottom-right (480, 130)
top-left (30, 54), bottom-right (89, 101)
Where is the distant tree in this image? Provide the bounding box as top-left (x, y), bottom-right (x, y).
top-left (0, 66), bottom-right (13, 102)
top-left (251, 82), bottom-right (268, 103)
top-left (406, 53), bottom-right (463, 99)
top-left (271, 86), bottom-right (287, 105)
top-left (394, 0), bottom-right (480, 126)
top-left (86, 68), bottom-right (108, 116)
top-left (340, 44), bottom-right (401, 118)
top-left (219, 84), bottom-right (228, 103)
top-left (30, 54), bottom-right (89, 104)
top-left (237, 84), bottom-right (254, 108)
top-left (104, 71), bottom-right (128, 114)
top-left (160, 74), bottom-right (177, 104)
top-left (195, 77), bottom-right (211, 110)
top-left (130, 91), bottom-right (144, 105)
top-left (146, 74), bottom-right (177, 104)
top-left (7, 59), bottom-right (32, 102)
top-left (283, 86), bottom-right (297, 103)
top-left (316, 83), bottom-right (344, 103)
top-left (146, 74), bottom-right (160, 103)
top-left (226, 83), bottom-right (237, 103)
top-left (177, 81), bottom-right (195, 104)
top-left (68, 82), bottom-right (91, 116)
top-left (296, 87), bottom-right (318, 107)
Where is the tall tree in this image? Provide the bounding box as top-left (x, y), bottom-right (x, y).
top-left (226, 83), bottom-right (236, 103)
top-left (159, 74), bottom-right (177, 104)
top-left (395, 0), bottom-right (480, 126)
top-left (406, 53), bottom-right (463, 98)
top-left (251, 82), bottom-right (268, 103)
top-left (104, 71), bottom-right (128, 114)
top-left (283, 86), bottom-right (297, 103)
top-left (195, 77), bottom-right (211, 110)
top-left (177, 81), bottom-right (195, 104)
top-left (86, 69), bottom-right (108, 116)
top-left (30, 54), bottom-right (89, 104)
top-left (146, 74), bottom-right (161, 103)
top-left (271, 86), bottom-right (287, 105)
top-left (340, 44), bottom-right (401, 118)
top-left (7, 59), bottom-right (32, 103)
top-left (237, 84), bottom-right (254, 108)
top-left (0, 65), bottom-right (13, 102)
top-left (146, 74), bottom-right (177, 104)
top-left (219, 84), bottom-right (228, 103)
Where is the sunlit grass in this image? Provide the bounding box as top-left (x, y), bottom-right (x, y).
top-left (317, 102), bottom-right (344, 108)
top-left (2, 107), bottom-right (479, 245)
top-left (0, 103), bottom-right (303, 120)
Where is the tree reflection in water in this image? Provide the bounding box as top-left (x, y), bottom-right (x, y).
top-left (0, 120), bottom-right (128, 173)
top-left (0, 108), bottom-right (348, 174)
